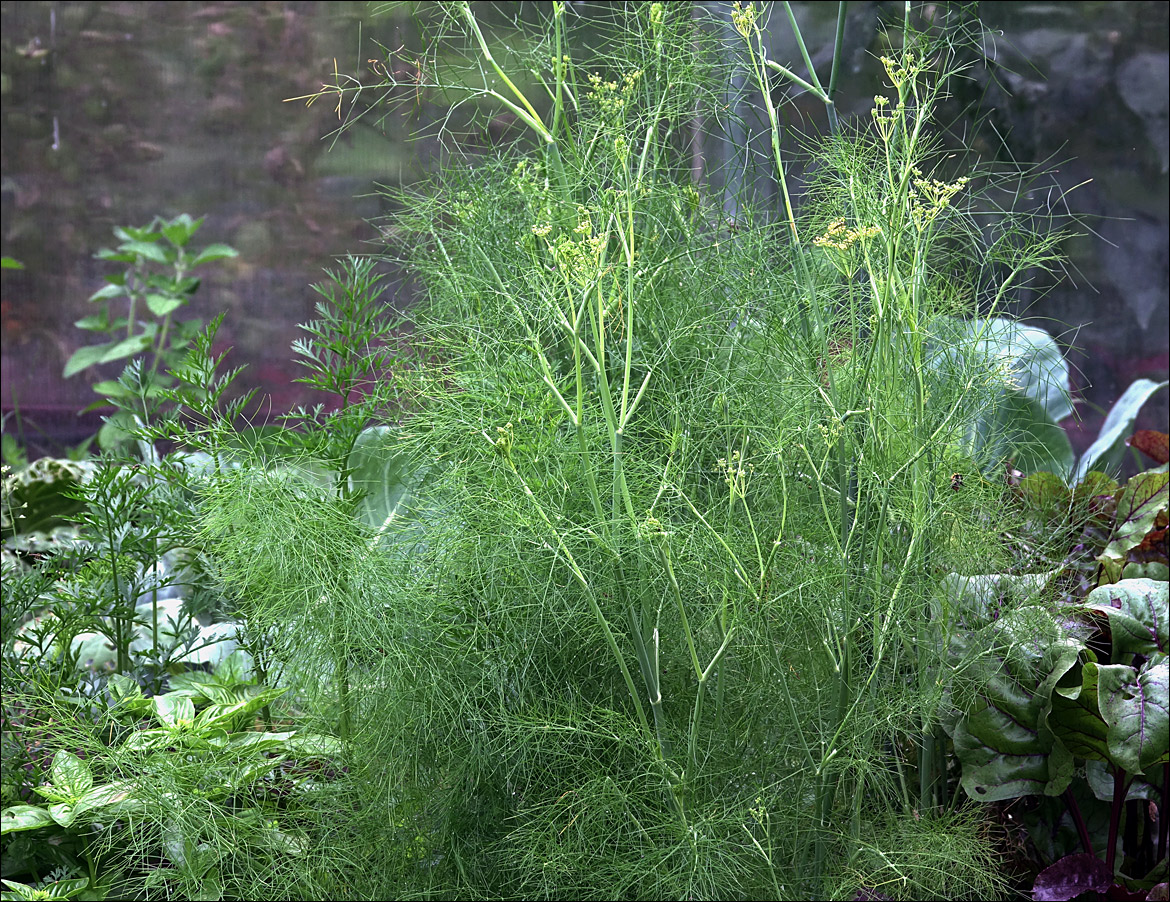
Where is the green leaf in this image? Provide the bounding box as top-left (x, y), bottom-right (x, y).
top-left (145, 293), bottom-right (185, 316)
top-left (999, 393), bottom-right (1075, 479)
top-left (167, 669), bottom-right (218, 699)
top-left (283, 732), bottom-right (343, 757)
top-left (72, 781), bottom-right (143, 820)
top-left (1084, 759), bottom-right (1160, 801)
top-left (966, 318), bottom-right (1074, 423)
top-left (950, 616), bottom-right (1081, 801)
top-left (196, 685), bottom-right (286, 730)
top-left (1074, 379), bottom-right (1169, 482)
top-left (212, 649), bottom-right (252, 685)
top-left (50, 749), bottom-right (93, 798)
top-left (1095, 656), bottom-right (1169, 774)
top-left (213, 733), bottom-right (294, 755)
top-left (160, 214), bottom-right (203, 247)
top-left (74, 314), bottom-right (110, 332)
top-left (1, 457), bottom-right (89, 538)
top-left (192, 244), bottom-right (239, 266)
top-left (121, 728), bottom-right (172, 753)
top-left (64, 342), bottom-right (116, 378)
top-left (153, 694), bottom-right (196, 729)
top-left (0, 805), bottom-right (55, 834)
top-left (89, 379), bottom-right (129, 398)
top-left (87, 283), bottom-right (124, 304)
top-left (1082, 578), bottom-right (1168, 660)
top-left (0, 876), bottom-right (93, 901)
top-left (1099, 471), bottom-right (1169, 573)
top-left (348, 425), bottom-right (425, 544)
top-left (119, 240), bottom-right (170, 264)
top-left (0, 256), bottom-right (25, 270)
top-left (99, 335), bottom-right (153, 364)
top-left (1048, 662), bottom-right (1112, 763)
top-left (95, 248), bottom-right (137, 264)
top-left (47, 802), bottom-right (75, 828)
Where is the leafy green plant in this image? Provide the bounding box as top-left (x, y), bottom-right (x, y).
top-left (943, 427), bottom-right (1168, 900)
top-left (63, 214), bottom-right (237, 450)
top-left (1, 653), bottom-right (341, 901)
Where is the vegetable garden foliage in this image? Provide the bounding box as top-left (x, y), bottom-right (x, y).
top-left (3, 2), bottom-right (1166, 900)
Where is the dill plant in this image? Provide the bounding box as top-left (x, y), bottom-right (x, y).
top-left (229, 2), bottom-right (1074, 898)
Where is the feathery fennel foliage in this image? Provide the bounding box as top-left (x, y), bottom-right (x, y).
top-left (191, 3), bottom-right (1074, 898)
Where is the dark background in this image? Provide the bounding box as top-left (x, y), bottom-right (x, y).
top-left (2, 1), bottom-right (1166, 459)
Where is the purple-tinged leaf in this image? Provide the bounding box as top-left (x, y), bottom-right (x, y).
top-left (1101, 471), bottom-right (1169, 574)
top-left (1096, 657), bottom-right (1169, 775)
top-left (1032, 853), bottom-right (1111, 901)
top-left (1083, 578), bottom-right (1168, 659)
top-left (1129, 430), bottom-right (1170, 466)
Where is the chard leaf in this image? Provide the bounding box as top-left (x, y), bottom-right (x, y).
top-left (952, 630), bottom-right (1080, 801)
top-left (1082, 578), bottom-right (1168, 660)
top-left (1032, 853), bottom-right (1112, 902)
top-left (1074, 379), bottom-right (1168, 482)
top-left (1095, 656), bottom-right (1169, 775)
top-left (1048, 663), bottom-right (1111, 763)
top-left (1100, 470), bottom-right (1169, 574)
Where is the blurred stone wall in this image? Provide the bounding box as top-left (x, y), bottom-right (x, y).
top-left (1, 1), bottom-right (1165, 459)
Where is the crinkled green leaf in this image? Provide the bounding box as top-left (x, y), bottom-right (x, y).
top-left (1095, 656), bottom-right (1169, 775)
top-left (952, 629), bottom-right (1081, 801)
top-left (1082, 578), bottom-right (1168, 660)
top-left (1100, 470), bottom-right (1169, 571)
top-left (967, 318), bottom-right (1075, 423)
top-left (213, 649), bottom-right (252, 685)
top-left (0, 805), bottom-right (55, 834)
top-left (1001, 394), bottom-right (1076, 478)
top-left (348, 425), bottom-right (425, 544)
top-left (1, 457), bottom-right (88, 538)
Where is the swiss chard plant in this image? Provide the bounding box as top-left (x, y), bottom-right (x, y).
top-left (943, 416), bottom-right (1168, 901)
